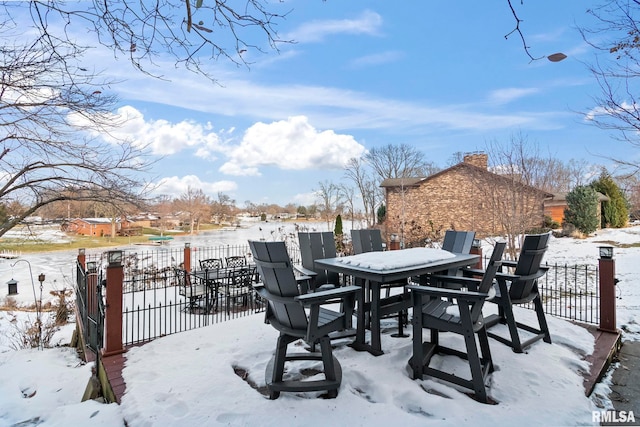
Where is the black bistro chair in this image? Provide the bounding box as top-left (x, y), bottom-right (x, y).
top-left (200, 258), bottom-right (224, 270)
top-left (225, 255), bottom-right (247, 268)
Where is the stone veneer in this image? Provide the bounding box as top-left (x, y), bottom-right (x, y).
top-left (384, 156), bottom-right (547, 245)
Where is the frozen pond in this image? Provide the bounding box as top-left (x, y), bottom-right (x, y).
top-left (0, 220), bottom-right (340, 308)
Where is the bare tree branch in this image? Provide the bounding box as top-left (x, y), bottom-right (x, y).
top-left (0, 29), bottom-right (153, 237)
top-left (505, 0), bottom-right (545, 62)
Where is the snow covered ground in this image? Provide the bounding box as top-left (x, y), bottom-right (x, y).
top-left (0, 222), bottom-right (638, 426)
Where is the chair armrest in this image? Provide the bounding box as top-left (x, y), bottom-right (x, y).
top-left (501, 260), bottom-right (518, 268)
top-left (295, 274), bottom-right (313, 283)
top-left (495, 268), bottom-right (548, 283)
top-left (254, 285), bottom-right (294, 305)
top-left (407, 284), bottom-right (488, 302)
top-left (429, 274), bottom-right (483, 291)
top-left (462, 268), bottom-right (486, 277)
top-left (293, 264), bottom-right (317, 278)
top-left (296, 285), bottom-right (359, 305)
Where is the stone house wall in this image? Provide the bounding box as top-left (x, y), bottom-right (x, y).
top-left (383, 155), bottom-right (550, 247)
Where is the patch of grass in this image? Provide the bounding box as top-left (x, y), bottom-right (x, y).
top-left (592, 239), bottom-right (640, 249)
top-left (1, 235), bottom-right (153, 253)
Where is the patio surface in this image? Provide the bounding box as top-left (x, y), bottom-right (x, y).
top-left (99, 321), bottom-right (622, 405)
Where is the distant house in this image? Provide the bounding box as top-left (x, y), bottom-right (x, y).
top-left (67, 218), bottom-right (119, 236)
top-left (381, 153), bottom-right (554, 245)
top-left (544, 192), bottom-right (610, 226)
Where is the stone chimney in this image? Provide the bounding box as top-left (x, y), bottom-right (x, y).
top-left (463, 152), bottom-right (488, 170)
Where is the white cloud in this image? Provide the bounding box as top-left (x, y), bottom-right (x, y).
top-left (349, 51), bottom-right (404, 68)
top-left (488, 87), bottom-right (540, 105)
top-left (94, 106), bottom-right (223, 156)
top-left (286, 10), bottom-right (383, 43)
top-left (152, 175), bottom-right (237, 198)
top-left (292, 191), bottom-right (319, 207)
top-left (219, 116), bottom-right (366, 176)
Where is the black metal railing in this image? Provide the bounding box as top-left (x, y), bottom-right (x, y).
top-left (119, 244), bottom-right (281, 347)
top-left (535, 262), bottom-right (600, 325)
top-left (75, 244), bottom-right (601, 351)
top-left (122, 269), bottom-right (265, 346)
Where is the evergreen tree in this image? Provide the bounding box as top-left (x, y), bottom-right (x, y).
top-left (564, 186), bottom-right (599, 235)
top-left (377, 204), bottom-right (386, 225)
top-left (591, 171), bottom-right (629, 228)
top-left (334, 214), bottom-right (344, 252)
top-left (334, 214), bottom-right (343, 236)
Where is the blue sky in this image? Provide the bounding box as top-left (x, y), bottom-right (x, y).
top-left (64, 1), bottom-right (640, 207)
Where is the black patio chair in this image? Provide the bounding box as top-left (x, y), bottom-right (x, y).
top-left (248, 240), bottom-right (359, 399)
top-left (351, 228), bottom-right (384, 255)
top-left (442, 229), bottom-right (476, 254)
top-left (350, 229), bottom-right (409, 333)
top-left (225, 255), bottom-right (247, 268)
top-left (408, 241), bottom-right (506, 403)
top-left (484, 232), bottom-right (552, 353)
top-left (199, 258), bottom-right (224, 270)
top-left (175, 268), bottom-right (211, 312)
top-left (427, 230), bottom-right (476, 287)
top-left (220, 265), bottom-right (255, 313)
top-left (297, 231), bottom-right (340, 292)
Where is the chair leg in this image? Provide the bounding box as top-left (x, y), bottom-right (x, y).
top-left (533, 296), bottom-right (552, 344)
top-left (411, 312), bottom-right (424, 379)
top-left (500, 301), bottom-right (524, 353)
top-left (477, 326), bottom-right (494, 374)
top-left (272, 334), bottom-right (290, 385)
top-left (319, 337), bottom-right (337, 383)
top-left (464, 330), bottom-right (488, 403)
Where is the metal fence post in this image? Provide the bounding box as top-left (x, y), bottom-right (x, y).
top-left (598, 246), bottom-right (617, 333)
top-left (103, 250), bottom-right (125, 356)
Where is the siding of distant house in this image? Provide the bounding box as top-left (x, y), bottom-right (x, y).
top-left (544, 203), bottom-right (565, 225)
top-left (382, 154), bottom-right (553, 246)
top-left (68, 218), bottom-right (116, 236)
top-left (543, 192), bottom-right (609, 227)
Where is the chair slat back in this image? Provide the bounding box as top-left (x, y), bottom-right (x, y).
top-left (510, 232), bottom-right (551, 300)
top-left (200, 258), bottom-right (223, 270)
top-left (299, 232), bottom-right (339, 285)
top-left (249, 240), bottom-right (308, 331)
top-left (351, 229), bottom-right (383, 254)
top-left (470, 241), bottom-right (506, 321)
top-left (441, 230), bottom-right (476, 276)
top-left (225, 256), bottom-right (247, 268)
top-left (442, 230), bottom-right (476, 254)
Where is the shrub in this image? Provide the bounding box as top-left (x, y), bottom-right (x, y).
top-left (50, 288), bottom-right (73, 326)
top-left (4, 312), bottom-right (60, 350)
top-left (591, 170), bottom-right (629, 228)
top-left (543, 215), bottom-right (561, 230)
top-left (564, 185), bottom-right (599, 235)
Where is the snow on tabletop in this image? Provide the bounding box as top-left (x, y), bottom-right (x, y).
top-left (336, 247), bottom-right (455, 270)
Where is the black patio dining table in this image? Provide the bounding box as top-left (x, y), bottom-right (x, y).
top-left (315, 249), bottom-right (479, 356)
top-left (192, 264), bottom-right (257, 313)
